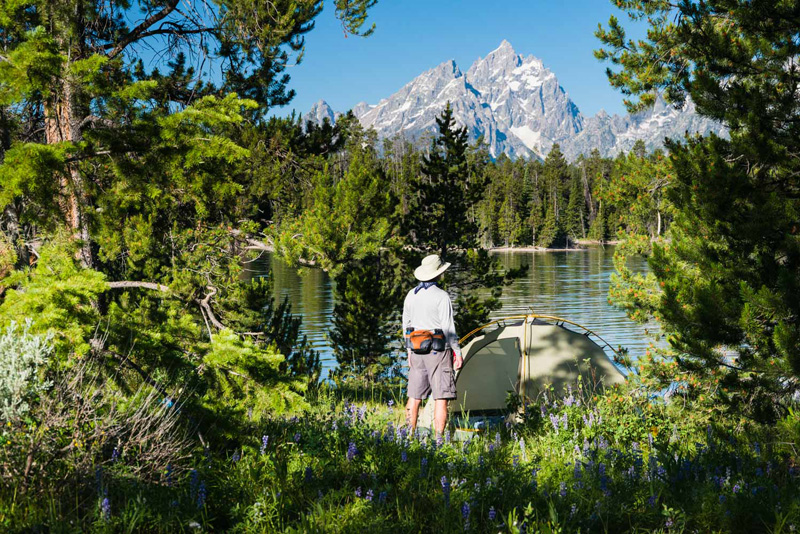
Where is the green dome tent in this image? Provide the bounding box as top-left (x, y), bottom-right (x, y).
top-left (417, 314), bottom-right (626, 429)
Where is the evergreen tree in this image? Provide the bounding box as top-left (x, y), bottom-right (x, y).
top-left (329, 252), bottom-right (403, 382)
top-left (597, 0), bottom-right (800, 420)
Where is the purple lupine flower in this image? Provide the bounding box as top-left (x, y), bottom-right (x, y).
top-left (388, 399), bottom-right (394, 407)
top-left (513, 455), bottom-right (520, 467)
top-left (294, 432), bottom-right (301, 443)
top-left (355, 487), bottom-right (362, 498)
top-left (574, 461), bottom-right (582, 480)
top-left (570, 503), bottom-right (577, 517)
top-left (401, 450), bottom-right (408, 462)
top-left (111, 447), bottom-right (120, 462)
top-left (366, 489), bottom-right (374, 502)
top-left (436, 435), bottom-right (444, 448)
top-left (462, 501), bottom-right (470, 530)
top-left (648, 495), bottom-right (656, 508)
top-left (733, 483), bottom-right (741, 494)
top-left (441, 475), bottom-right (451, 506)
top-left (189, 469), bottom-right (199, 498)
top-left (197, 481), bottom-right (207, 508)
top-left (100, 497), bottom-right (111, 521)
top-left (346, 442), bottom-right (358, 461)
top-left (379, 491), bottom-right (387, 503)
top-left (559, 481), bottom-right (567, 498)
top-left (561, 413), bottom-right (568, 431)
top-left (665, 518), bottom-right (674, 529)
top-left (495, 433), bottom-right (501, 446)
top-left (232, 450), bottom-right (240, 463)
top-left (488, 506), bottom-right (497, 521)
top-left (549, 413), bottom-right (560, 432)
top-left (445, 430), bottom-right (451, 443)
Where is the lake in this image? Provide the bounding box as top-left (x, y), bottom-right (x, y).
top-left (244, 247), bottom-right (654, 375)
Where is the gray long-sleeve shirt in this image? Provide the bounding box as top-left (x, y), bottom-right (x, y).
top-left (402, 285), bottom-right (462, 357)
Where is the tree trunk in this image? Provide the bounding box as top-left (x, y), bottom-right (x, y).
top-left (657, 210), bottom-right (662, 237)
top-left (44, 17), bottom-right (94, 268)
top-left (581, 161), bottom-right (595, 222)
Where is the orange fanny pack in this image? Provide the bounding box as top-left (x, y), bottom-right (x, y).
top-left (406, 328), bottom-right (446, 354)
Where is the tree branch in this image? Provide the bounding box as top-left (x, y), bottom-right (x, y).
top-left (195, 286), bottom-right (226, 331)
top-left (106, 0), bottom-right (181, 59)
top-left (107, 281), bottom-right (170, 292)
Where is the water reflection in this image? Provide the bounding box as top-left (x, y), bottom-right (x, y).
top-left (245, 247), bottom-right (654, 376)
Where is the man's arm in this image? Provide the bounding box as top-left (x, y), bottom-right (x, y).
top-left (440, 294), bottom-right (463, 369)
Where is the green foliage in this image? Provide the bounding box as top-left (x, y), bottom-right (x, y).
top-left (202, 329), bottom-right (307, 422)
top-left (597, 0), bottom-right (800, 421)
top-left (274, 145), bottom-right (393, 274)
top-left (5, 382), bottom-right (798, 532)
top-left (0, 240), bottom-right (107, 359)
top-left (330, 252), bottom-right (404, 381)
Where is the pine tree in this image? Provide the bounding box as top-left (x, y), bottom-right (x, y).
top-left (597, 0), bottom-right (800, 420)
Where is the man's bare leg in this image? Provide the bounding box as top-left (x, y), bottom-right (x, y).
top-left (406, 397), bottom-right (422, 431)
top-left (434, 399), bottom-right (448, 436)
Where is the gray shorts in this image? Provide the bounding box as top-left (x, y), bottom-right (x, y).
top-left (408, 349), bottom-right (456, 400)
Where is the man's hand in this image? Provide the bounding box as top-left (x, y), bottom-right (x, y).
top-left (453, 351), bottom-right (463, 370)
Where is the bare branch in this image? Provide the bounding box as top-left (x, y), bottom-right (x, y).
top-left (106, 0), bottom-right (181, 59)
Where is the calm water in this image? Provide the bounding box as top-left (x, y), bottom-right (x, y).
top-left (243, 247), bottom-right (654, 374)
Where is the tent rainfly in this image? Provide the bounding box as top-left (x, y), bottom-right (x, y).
top-left (417, 314), bottom-right (626, 428)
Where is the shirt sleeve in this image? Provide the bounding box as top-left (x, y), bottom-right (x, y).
top-left (439, 293), bottom-right (461, 357)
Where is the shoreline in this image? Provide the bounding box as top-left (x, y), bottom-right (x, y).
top-left (489, 240), bottom-right (621, 253)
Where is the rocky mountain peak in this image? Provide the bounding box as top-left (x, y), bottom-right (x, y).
top-left (305, 42), bottom-right (726, 161)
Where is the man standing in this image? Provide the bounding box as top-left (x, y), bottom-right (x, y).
top-left (403, 254), bottom-right (463, 435)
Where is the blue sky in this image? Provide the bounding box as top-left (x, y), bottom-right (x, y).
top-left (279, 0), bottom-right (646, 119)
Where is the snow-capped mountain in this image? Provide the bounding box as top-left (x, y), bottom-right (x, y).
top-left (307, 40), bottom-right (725, 160)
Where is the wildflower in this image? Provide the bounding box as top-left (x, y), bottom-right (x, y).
top-left (445, 430), bottom-right (451, 443)
top-left (111, 447), bottom-right (120, 462)
top-left (648, 495), bottom-right (656, 508)
top-left (388, 399), bottom-right (394, 407)
top-left (100, 497), bottom-right (111, 521)
top-left (574, 461), bottom-right (582, 480)
top-left (441, 475), bottom-right (451, 506)
top-left (570, 503), bottom-right (577, 518)
top-left (401, 451), bottom-right (408, 462)
top-left (232, 450), bottom-right (240, 463)
top-left (436, 435), bottom-right (444, 448)
top-left (355, 487), bottom-right (362, 498)
top-left (189, 469), bottom-right (199, 499)
top-left (513, 455), bottom-right (519, 467)
top-left (379, 491), bottom-right (387, 503)
top-left (665, 518), bottom-right (674, 529)
top-left (294, 432), bottom-right (301, 443)
top-left (366, 489), bottom-right (374, 502)
top-left (197, 481), bottom-right (207, 508)
top-left (421, 457), bottom-right (428, 477)
top-left (165, 464), bottom-right (173, 487)
top-left (488, 506), bottom-right (497, 521)
top-left (495, 432), bottom-right (501, 446)
top-left (559, 481), bottom-right (567, 498)
top-left (733, 483), bottom-right (741, 494)
top-left (260, 435), bottom-right (269, 455)
top-left (462, 501), bottom-right (470, 529)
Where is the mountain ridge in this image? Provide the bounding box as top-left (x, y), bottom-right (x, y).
top-left (304, 40), bottom-right (726, 161)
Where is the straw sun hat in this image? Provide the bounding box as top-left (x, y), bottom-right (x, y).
top-left (414, 254), bottom-right (451, 282)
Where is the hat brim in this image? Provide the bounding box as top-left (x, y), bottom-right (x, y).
top-left (414, 261), bottom-right (451, 282)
